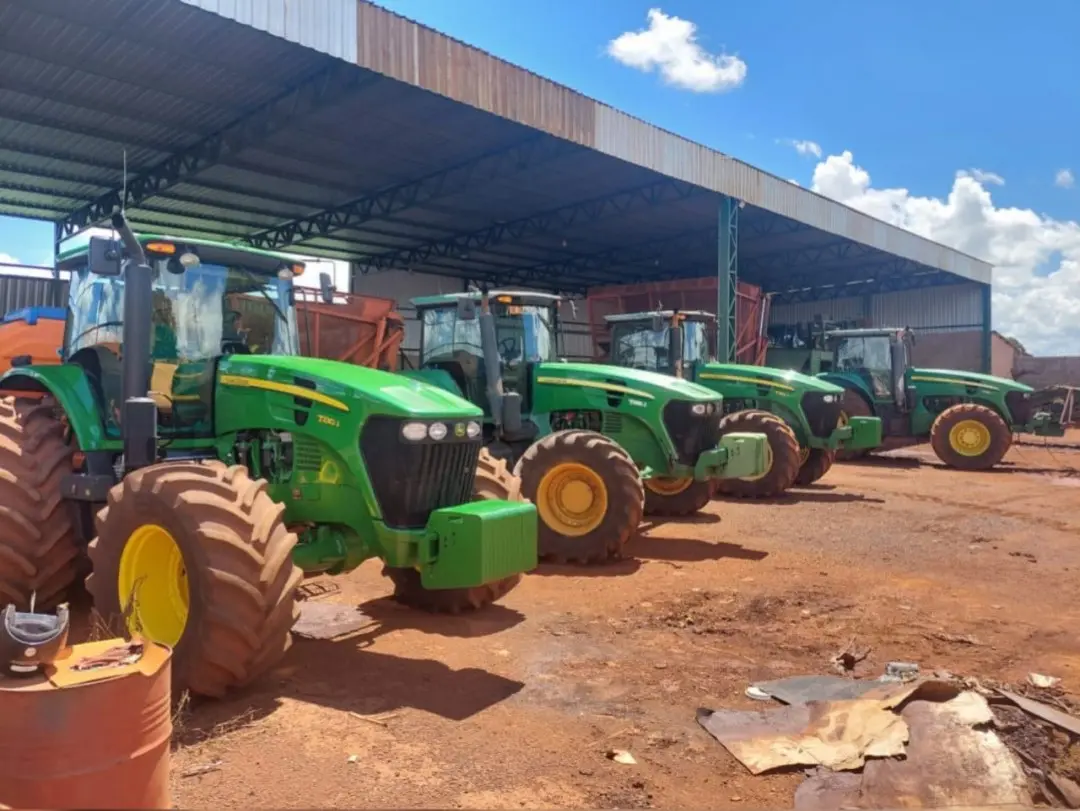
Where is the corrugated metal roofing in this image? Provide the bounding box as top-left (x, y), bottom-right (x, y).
top-left (0, 0), bottom-right (991, 303)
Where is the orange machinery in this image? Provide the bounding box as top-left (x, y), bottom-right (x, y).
top-left (0, 307), bottom-right (65, 376)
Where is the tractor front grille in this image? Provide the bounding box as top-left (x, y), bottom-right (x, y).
top-left (801, 392), bottom-right (843, 439)
top-left (359, 416), bottom-right (481, 529)
top-left (1005, 390), bottom-right (1032, 426)
top-left (662, 400), bottom-right (722, 465)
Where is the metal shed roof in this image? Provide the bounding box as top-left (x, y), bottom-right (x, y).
top-left (0, 0), bottom-right (991, 306)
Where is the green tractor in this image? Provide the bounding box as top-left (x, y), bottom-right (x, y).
top-left (0, 214), bottom-right (537, 698)
top-left (401, 290), bottom-right (770, 564)
top-left (600, 310), bottom-right (883, 495)
top-left (801, 327), bottom-right (1069, 470)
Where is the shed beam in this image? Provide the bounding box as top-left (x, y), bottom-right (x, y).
top-left (770, 271), bottom-right (963, 305)
top-left (354, 178), bottom-right (706, 274)
top-left (743, 239), bottom-right (878, 273)
top-left (247, 136), bottom-right (579, 251)
top-left (59, 62), bottom-right (374, 239)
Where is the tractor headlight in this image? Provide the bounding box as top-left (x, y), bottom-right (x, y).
top-left (428, 422), bottom-right (448, 441)
top-left (822, 394), bottom-right (838, 403)
top-left (691, 403), bottom-right (707, 416)
top-left (466, 420), bottom-right (481, 438)
top-left (401, 422), bottom-right (428, 441)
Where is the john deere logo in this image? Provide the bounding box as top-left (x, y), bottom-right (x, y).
top-left (454, 422), bottom-right (466, 438)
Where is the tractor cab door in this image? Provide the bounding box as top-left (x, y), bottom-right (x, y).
top-left (418, 306), bottom-right (488, 411)
top-left (890, 332), bottom-right (915, 412)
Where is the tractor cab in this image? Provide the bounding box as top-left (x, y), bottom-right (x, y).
top-left (825, 327), bottom-right (914, 412)
top-left (605, 310), bottom-right (714, 379)
top-left (414, 290), bottom-right (559, 439)
top-left (61, 234), bottom-right (308, 439)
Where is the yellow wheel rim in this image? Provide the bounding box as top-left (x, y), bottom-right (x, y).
top-left (739, 438), bottom-right (774, 482)
top-left (948, 419), bottom-right (992, 457)
top-left (536, 462), bottom-right (608, 537)
top-left (644, 477), bottom-right (694, 496)
top-left (799, 446), bottom-right (810, 466)
top-left (117, 524), bottom-right (189, 647)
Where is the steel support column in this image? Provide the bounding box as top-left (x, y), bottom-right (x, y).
top-left (980, 282), bottom-right (992, 374)
top-left (51, 220), bottom-right (64, 309)
top-left (717, 196), bottom-right (738, 363)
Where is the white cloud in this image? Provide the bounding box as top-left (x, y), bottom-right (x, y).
top-left (790, 139), bottom-right (823, 159)
top-left (964, 168), bottom-right (1005, 186)
top-left (0, 251), bottom-right (56, 281)
top-left (1055, 168), bottom-right (1075, 189)
top-left (607, 9), bottom-right (747, 93)
top-left (810, 150), bottom-right (1080, 356)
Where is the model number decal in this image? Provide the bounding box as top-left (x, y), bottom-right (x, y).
top-left (317, 414), bottom-right (341, 428)
top-left (628, 398), bottom-right (648, 408)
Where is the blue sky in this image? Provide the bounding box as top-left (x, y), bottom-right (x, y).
top-left (2, 1), bottom-right (1077, 352)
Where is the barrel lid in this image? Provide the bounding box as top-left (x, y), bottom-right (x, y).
top-left (2, 307), bottom-right (65, 326)
top-left (0, 638), bottom-right (170, 692)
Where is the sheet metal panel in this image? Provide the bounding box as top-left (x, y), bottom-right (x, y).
top-left (770, 283), bottom-right (986, 332)
top-left (179, 0), bottom-right (358, 62)
top-left (0, 275), bottom-right (66, 316)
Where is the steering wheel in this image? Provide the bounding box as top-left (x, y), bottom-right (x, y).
top-left (498, 337), bottom-right (518, 357)
top-left (221, 340), bottom-right (251, 356)
top-left (71, 321), bottom-right (125, 348)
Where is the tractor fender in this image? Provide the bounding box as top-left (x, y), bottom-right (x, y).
top-left (0, 365), bottom-right (107, 450)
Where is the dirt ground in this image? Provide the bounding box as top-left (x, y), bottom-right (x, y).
top-left (171, 434), bottom-right (1080, 809)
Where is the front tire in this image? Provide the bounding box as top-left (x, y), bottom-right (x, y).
top-left (714, 410), bottom-right (801, 498)
top-left (385, 449), bottom-right (527, 613)
top-left (86, 461), bottom-right (302, 699)
top-left (794, 448), bottom-right (836, 486)
top-left (515, 430), bottom-right (644, 564)
top-left (930, 403), bottom-right (1012, 470)
top-left (644, 478), bottom-right (715, 516)
top-left (0, 397), bottom-right (79, 610)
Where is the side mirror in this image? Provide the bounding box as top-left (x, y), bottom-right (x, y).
top-left (651, 315), bottom-right (664, 332)
top-left (88, 236), bottom-right (122, 277)
top-left (318, 271), bottom-right (335, 304)
top-left (456, 297), bottom-right (477, 321)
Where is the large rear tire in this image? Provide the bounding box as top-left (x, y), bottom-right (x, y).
top-left (835, 390), bottom-right (873, 461)
top-left (714, 410), bottom-right (801, 499)
top-left (0, 397), bottom-right (79, 610)
top-left (644, 477), bottom-right (715, 516)
top-left (515, 430), bottom-right (644, 564)
top-left (930, 403), bottom-right (1012, 470)
top-left (86, 461), bottom-right (302, 699)
top-left (385, 449), bottom-right (527, 614)
top-left (794, 448), bottom-right (836, 486)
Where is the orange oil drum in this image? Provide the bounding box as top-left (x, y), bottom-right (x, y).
top-left (0, 638), bottom-right (172, 809)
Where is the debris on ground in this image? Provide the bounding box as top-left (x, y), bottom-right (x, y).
top-left (292, 602), bottom-right (371, 640)
top-left (705, 669), bottom-right (1080, 810)
top-left (607, 749), bottom-right (637, 765)
top-left (180, 759), bottom-right (223, 778)
top-left (696, 680), bottom-right (955, 775)
top-left (829, 636), bottom-right (871, 674)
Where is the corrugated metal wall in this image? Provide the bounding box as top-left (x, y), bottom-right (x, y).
top-left (0, 275), bottom-right (66, 315)
top-left (769, 282), bottom-right (989, 371)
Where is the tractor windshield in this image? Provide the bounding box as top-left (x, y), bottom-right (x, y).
top-left (420, 301), bottom-right (557, 366)
top-left (833, 334), bottom-right (893, 398)
top-left (610, 319), bottom-right (710, 372)
top-left (65, 259), bottom-right (300, 362)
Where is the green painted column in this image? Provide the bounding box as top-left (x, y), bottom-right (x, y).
top-left (717, 196), bottom-right (738, 362)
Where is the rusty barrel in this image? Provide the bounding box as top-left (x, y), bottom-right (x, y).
top-left (0, 638), bottom-right (172, 809)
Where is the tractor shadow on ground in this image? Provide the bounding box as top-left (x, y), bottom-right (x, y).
top-left (173, 640), bottom-right (524, 747)
top-left (532, 521), bottom-right (768, 580)
top-left (712, 487), bottom-right (886, 506)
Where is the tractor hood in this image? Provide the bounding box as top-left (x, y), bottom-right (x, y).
top-left (218, 355), bottom-right (483, 418)
top-left (697, 362), bottom-right (842, 394)
top-left (535, 362), bottom-right (720, 402)
top-left (911, 367), bottom-right (1035, 394)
